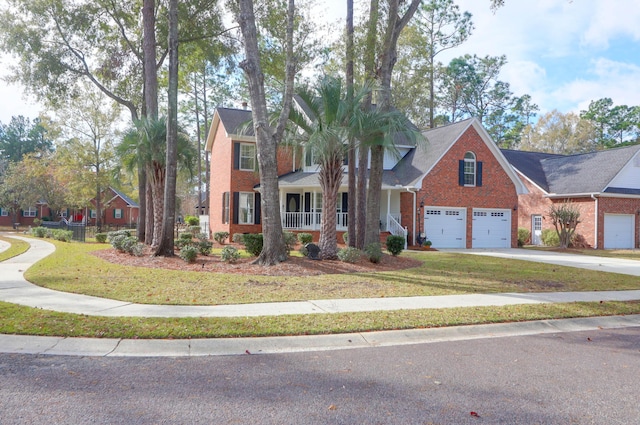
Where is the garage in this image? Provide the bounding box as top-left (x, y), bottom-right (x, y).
top-left (423, 207), bottom-right (466, 248)
top-left (472, 208), bottom-right (511, 248)
top-left (604, 214), bottom-right (635, 249)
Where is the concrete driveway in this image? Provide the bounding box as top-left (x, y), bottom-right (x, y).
top-left (440, 248), bottom-right (640, 276)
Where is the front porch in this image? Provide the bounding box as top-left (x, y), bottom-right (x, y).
top-left (278, 188), bottom-right (409, 245)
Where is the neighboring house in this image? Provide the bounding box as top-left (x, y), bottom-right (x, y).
top-left (502, 144), bottom-right (640, 249)
top-left (0, 201), bottom-right (47, 228)
top-left (86, 187), bottom-right (140, 227)
top-left (205, 105), bottom-right (527, 248)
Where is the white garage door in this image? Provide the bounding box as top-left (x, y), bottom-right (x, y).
top-left (472, 209), bottom-right (511, 248)
top-left (423, 207), bottom-right (466, 248)
top-left (604, 214), bottom-right (634, 249)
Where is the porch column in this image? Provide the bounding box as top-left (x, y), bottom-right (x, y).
top-left (386, 189), bottom-right (391, 231)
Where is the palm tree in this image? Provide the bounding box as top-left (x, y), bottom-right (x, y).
top-left (118, 117), bottom-right (196, 248)
top-left (287, 76), bottom-right (420, 258)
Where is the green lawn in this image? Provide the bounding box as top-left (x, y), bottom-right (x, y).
top-left (2, 238), bottom-right (638, 339)
top-left (1, 299), bottom-right (638, 339)
top-left (24, 241), bottom-right (640, 306)
top-left (0, 236), bottom-right (30, 262)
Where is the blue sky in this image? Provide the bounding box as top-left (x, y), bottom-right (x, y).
top-left (2, 0), bottom-right (640, 123)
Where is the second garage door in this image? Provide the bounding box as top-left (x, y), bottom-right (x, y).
top-left (423, 207), bottom-right (466, 248)
top-left (472, 209), bottom-right (511, 248)
top-left (604, 214), bottom-right (634, 249)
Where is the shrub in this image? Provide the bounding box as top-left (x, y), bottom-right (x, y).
top-left (283, 231), bottom-right (297, 254)
top-left (299, 245), bottom-right (309, 257)
top-left (187, 225), bottom-right (201, 235)
top-left (220, 246), bottom-right (240, 263)
top-left (52, 229), bottom-right (73, 242)
top-left (342, 232), bottom-right (349, 245)
top-left (365, 242), bottom-right (383, 263)
top-left (232, 233), bottom-right (245, 244)
top-left (179, 245), bottom-right (198, 263)
top-left (517, 227), bottom-right (530, 247)
top-left (31, 226), bottom-right (47, 238)
top-left (180, 232), bottom-right (194, 240)
top-left (297, 232), bottom-right (313, 245)
top-left (107, 230), bottom-right (131, 241)
top-left (109, 234), bottom-right (129, 252)
top-left (198, 240), bottom-right (213, 256)
top-left (385, 235), bottom-right (405, 256)
top-left (95, 233), bottom-right (108, 243)
top-left (184, 215), bottom-right (199, 226)
top-left (129, 242), bottom-right (145, 257)
top-left (175, 238), bottom-right (193, 250)
top-left (337, 246), bottom-right (362, 263)
top-left (243, 233), bottom-right (263, 256)
top-left (541, 228), bottom-right (559, 247)
top-left (122, 236), bottom-right (140, 254)
top-left (213, 231), bottom-right (229, 245)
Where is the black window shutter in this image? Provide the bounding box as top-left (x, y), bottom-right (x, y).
top-left (476, 161), bottom-right (483, 187)
top-left (233, 143), bottom-right (240, 169)
top-left (342, 192), bottom-right (348, 212)
top-left (222, 192), bottom-right (227, 223)
top-left (458, 160), bottom-right (465, 186)
top-left (232, 192), bottom-right (239, 224)
top-left (254, 192), bottom-right (261, 224)
top-left (304, 192), bottom-right (311, 212)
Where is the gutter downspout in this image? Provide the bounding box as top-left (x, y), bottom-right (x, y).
top-left (591, 193), bottom-right (598, 249)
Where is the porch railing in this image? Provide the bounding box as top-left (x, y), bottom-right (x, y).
top-left (282, 212), bottom-right (348, 230)
top-left (386, 214), bottom-right (407, 249)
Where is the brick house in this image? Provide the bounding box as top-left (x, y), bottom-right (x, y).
top-left (502, 144), bottom-right (640, 249)
top-left (206, 106), bottom-right (526, 248)
top-left (0, 201), bottom-right (48, 228)
top-left (86, 187), bottom-right (139, 227)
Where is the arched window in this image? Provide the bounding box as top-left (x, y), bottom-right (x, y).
top-left (463, 151), bottom-right (476, 186)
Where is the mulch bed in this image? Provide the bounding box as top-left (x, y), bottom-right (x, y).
top-left (92, 245), bottom-right (423, 277)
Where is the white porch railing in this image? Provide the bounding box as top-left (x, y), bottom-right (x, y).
top-left (282, 212), bottom-right (348, 230)
top-left (386, 214), bottom-right (407, 249)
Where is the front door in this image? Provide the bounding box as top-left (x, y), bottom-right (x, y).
top-left (532, 215), bottom-right (542, 245)
top-left (285, 193), bottom-right (301, 228)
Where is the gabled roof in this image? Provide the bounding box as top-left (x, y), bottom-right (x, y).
top-left (501, 149), bottom-right (564, 192)
top-left (205, 107), bottom-right (253, 150)
top-left (502, 144), bottom-right (640, 196)
top-left (108, 187), bottom-right (139, 208)
top-left (393, 118), bottom-right (527, 193)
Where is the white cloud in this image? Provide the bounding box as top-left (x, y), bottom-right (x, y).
top-left (582, 0), bottom-right (640, 49)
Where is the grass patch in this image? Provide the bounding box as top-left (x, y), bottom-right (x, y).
top-left (0, 300), bottom-right (638, 338)
top-left (24, 241), bottom-right (640, 306)
top-left (0, 236), bottom-right (30, 262)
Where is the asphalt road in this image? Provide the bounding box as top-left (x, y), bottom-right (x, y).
top-left (1, 327), bottom-right (639, 425)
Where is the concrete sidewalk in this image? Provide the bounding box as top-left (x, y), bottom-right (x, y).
top-left (1, 233), bottom-right (639, 357)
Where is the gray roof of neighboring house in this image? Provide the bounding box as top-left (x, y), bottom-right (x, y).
top-left (110, 187), bottom-right (139, 208)
top-left (501, 149), bottom-right (564, 192)
top-left (501, 144), bottom-right (640, 195)
top-left (217, 107), bottom-right (254, 136)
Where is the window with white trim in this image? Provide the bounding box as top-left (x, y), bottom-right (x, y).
top-left (239, 143), bottom-right (256, 171)
top-left (238, 192), bottom-right (254, 224)
top-left (464, 151), bottom-right (476, 186)
top-left (24, 207), bottom-right (37, 217)
top-left (0, 208), bottom-right (7, 217)
top-left (114, 208), bottom-right (123, 219)
top-left (90, 209), bottom-right (97, 218)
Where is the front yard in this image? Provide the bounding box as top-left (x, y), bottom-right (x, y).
top-left (0, 237), bottom-right (638, 339)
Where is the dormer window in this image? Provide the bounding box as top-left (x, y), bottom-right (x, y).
top-left (459, 151), bottom-right (483, 187)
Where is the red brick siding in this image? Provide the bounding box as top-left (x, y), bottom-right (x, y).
top-left (417, 126), bottom-right (519, 248)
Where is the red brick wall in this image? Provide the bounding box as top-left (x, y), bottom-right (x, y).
top-left (209, 123), bottom-right (299, 240)
top-left (417, 126), bottom-right (519, 247)
top-left (400, 191), bottom-right (416, 245)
